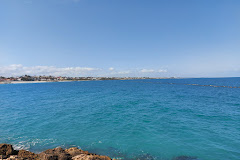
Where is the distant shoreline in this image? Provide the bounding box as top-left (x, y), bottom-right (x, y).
top-left (0, 78), bottom-right (171, 84)
top-left (0, 80), bottom-right (89, 84)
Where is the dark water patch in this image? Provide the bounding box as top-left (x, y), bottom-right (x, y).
top-left (172, 156), bottom-right (199, 160)
top-left (140, 81), bottom-right (240, 89)
top-left (86, 147), bottom-right (158, 160)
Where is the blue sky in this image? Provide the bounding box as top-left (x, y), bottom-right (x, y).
top-left (0, 0), bottom-right (240, 77)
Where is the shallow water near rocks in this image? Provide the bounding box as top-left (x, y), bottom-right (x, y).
top-left (1, 78), bottom-right (240, 160)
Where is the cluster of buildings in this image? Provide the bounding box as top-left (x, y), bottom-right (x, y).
top-left (0, 75), bottom-right (160, 82)
top-left (1, 75), bottom-right (65, 82)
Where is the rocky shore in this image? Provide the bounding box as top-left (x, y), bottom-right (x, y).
top-left (0, 144), bottom-right (111, 160)
top-left (0, 144), bottom-right (200, 160)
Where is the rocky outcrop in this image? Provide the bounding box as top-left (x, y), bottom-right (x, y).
top-left (72, 154), bottom-right (111, 160)
top-left (38, 148), bottom-right (72, 160)
top-left (65, 148), bottom-right (89, 157)
top-left (17, 150), bottom-right (38, 160)
top-left (0, 144), bottom-right (18, 157)
top-left (0, 144), bottom-right (112, 160)
top-left (1, 144), bottom-right (201, 160)
top-left (65, 147), bottom-right (111, 160)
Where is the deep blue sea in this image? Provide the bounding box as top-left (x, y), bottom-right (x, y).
top-left (1, 78), bottom-right (240, 160)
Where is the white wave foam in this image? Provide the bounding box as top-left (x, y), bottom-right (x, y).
top-left (12, 137), bottom-right (56, 151)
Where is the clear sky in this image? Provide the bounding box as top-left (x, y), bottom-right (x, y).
top-left (0, 0), bottom-right (240, 77)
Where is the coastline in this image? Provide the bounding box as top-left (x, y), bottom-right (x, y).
top-left (0, 143), bottom-right (112, 160)
top-left (0, 76), bottom-right (177, 85)
top-left (0, 80), bottom-right (89, 84)
top-left (2, 79), bottom-right (239, 89)
top-left (0, 143), bottom-right (198, 160)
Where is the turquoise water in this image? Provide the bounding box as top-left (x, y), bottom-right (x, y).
top-left (0, 78), bottom-right (240, 160)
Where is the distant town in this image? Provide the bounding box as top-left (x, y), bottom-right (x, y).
top-left (0, 75), bottom-right (176, 84)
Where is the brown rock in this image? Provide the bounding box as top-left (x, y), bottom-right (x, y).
top-left (95, 155), bottom-right (112, 160)
top-left (0, 144), bottom-right (17, 156)
top-left (72, 154), bottom-right (111, 160)
top-left (0, 144), bottom-right (112, 160)
top-left (6, 155), bottom-right (22, 160)
top-left (65, 147), bottom-right (111, 160)
top-left (72, 154), bottom-right (90, 160)
top-left (17, 150), bottom-right (38, 160)
top-left (38, 147), bottom-right (71, 160)
top-left (0, 155), bottom-right (8, 159)
top-left (65, 147), bottom-right (89, 157)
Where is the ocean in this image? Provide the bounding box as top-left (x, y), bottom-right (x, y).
top-left (0, 78), bottom-right (240, 160)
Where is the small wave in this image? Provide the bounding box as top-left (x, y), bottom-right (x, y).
top-left (11, 137), bottom-right (56, 151)
top-left (13, 142), bottom-right (30, 150)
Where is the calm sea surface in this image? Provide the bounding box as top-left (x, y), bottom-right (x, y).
top-left (0, 78), bottom-right (240, 160)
